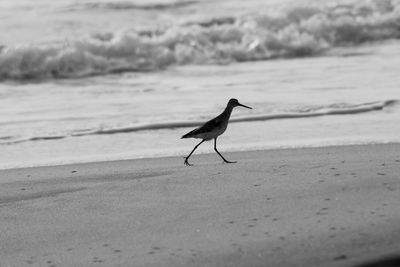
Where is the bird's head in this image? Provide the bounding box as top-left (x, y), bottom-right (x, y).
top-left (228, 98), bottom-right (252, 109)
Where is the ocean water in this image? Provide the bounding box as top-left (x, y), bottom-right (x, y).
top-left (1, 0), bottom-right (400, 169)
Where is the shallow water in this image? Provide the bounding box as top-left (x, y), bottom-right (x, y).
top-left (0, 0), bottom-right (400, 168)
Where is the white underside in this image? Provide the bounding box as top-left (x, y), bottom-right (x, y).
top-left (192, 126), bottom-right (227, 140)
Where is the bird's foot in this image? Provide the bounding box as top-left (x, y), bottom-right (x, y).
top-left (223, 160), bottom-right (237, 164)
top-left (184, 159), bottom-right (193, 166)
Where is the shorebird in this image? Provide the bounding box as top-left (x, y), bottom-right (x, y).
top-left (181, 98), bottom-right (252, 166)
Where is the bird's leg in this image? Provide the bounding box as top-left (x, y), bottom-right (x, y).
top-left (214, 138), bottom-right (236, 164)
top-left (184, 140), bottom-right (205, 166)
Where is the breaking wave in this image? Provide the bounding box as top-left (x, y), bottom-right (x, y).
top-left (71, 1), bottom-right (198, 11)
top-left (1, 100), bottom-right (396, 145)
top-left (1, 0), bottom-right (400, 80)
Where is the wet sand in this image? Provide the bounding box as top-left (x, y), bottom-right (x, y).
top-left (0, 144), bottom-right (400, 267)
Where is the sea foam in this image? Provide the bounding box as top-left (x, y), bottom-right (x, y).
top-left (0, 0), bottom-right (399, 80)
top-left (1, 100), bottom-right (396, 145)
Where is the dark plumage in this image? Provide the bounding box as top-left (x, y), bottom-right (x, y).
top-left (181, 98), bottom-right (252, 166)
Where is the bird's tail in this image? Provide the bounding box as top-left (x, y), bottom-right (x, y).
top-left (181, 129), bottom-right (196, 139)
top-left (181, 133), bottom-right (191, 139)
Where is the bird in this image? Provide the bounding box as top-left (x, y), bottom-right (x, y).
top-left (181, 98), bottom-right (252, 166)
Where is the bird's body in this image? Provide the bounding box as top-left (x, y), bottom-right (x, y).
top-left (181, 98), bottom-right (252, 166)
top-left (182, 106), bottom-right (231, 140)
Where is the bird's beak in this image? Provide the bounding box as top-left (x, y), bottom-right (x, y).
top-left (238, 102), bottom-right (252, 109)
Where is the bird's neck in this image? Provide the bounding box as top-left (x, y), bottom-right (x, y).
top-left (221, 105), bottom-right (234, 120)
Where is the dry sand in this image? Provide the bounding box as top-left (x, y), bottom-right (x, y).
top-left (0, 144), bottom-right (400, 267)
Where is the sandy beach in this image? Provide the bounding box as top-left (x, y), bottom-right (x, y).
top-left (1, 144), bottom-right (399, 267)
top-left (1, 1), bottom-right (400, 266)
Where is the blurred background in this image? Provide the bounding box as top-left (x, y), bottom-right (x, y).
top-left (0, 0), bottom-right (399, 168)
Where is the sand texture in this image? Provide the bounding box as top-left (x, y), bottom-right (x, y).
top-left (1, 144), bottom-right (400, 267)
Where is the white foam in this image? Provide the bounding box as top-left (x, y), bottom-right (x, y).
top-left (1, 0), bottom-right (400, 80)
top-left (1, 100), bottom-right (396, 146)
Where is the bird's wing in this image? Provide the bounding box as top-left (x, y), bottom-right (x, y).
top-left (181, 117), bottom-right (222, 138)
top-left (200, 117), bottom-right (223, 132)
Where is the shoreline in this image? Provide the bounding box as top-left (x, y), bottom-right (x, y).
top-left (1, 143), bottom-right (400, 266)
top-left (2, 141), bottom-right (399, 171)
